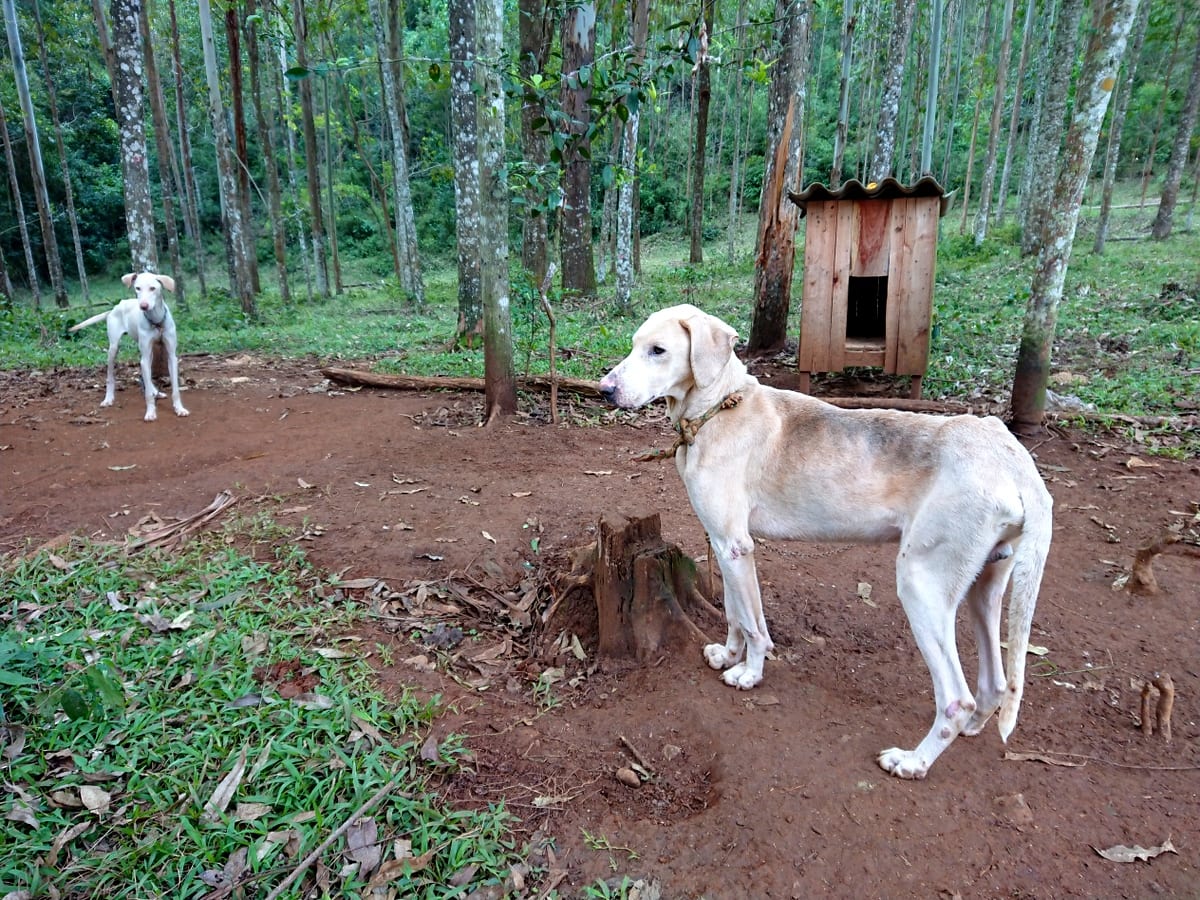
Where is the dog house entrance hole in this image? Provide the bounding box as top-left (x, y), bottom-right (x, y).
top-left (847, 276), bottom-right (888, 341)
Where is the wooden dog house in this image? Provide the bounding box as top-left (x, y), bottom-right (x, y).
top-left (789, 176), bottom-right (947, 398)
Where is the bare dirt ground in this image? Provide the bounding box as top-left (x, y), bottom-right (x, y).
top-left (2, 353), bottom-right (1199, 899)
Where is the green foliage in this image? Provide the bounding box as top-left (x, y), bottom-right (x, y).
top-left (0, 530), bottom-right (525, 898)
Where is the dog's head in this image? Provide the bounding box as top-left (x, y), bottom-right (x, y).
top-left (122, 272), bottom-right (176, 311)
top-left (599, 304), bottom-right (739, 410)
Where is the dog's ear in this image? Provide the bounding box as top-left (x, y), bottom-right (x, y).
top-left (157, 275), bottom-right (176, 293)
top-left (683, 312), bottom-right (737, 388)
top-left (121, 273), bottom-right (135, 288)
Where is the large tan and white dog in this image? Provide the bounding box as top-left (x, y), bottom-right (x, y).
top-left (70, 272), bottom-right (188, 422)
top-left (598, 304), bottom-right (1052, 779)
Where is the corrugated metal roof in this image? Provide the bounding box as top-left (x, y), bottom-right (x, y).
top-left (788, 175), bottom-right (950, 216)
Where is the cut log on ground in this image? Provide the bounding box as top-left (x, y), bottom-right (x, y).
top-left (593, 512), bottom-right (717, 661)
top-left (1126, 532), bottom-right (1200, 595)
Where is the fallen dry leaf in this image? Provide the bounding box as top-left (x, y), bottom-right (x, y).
top-left (79, 785), bottom-right (111, 815)
top-left (202, 746), bottom-right (248, 822)
top-left (1094, 839), bottom-right (1177, 863)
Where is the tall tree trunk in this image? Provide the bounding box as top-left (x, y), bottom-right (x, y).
top-left (831, 0), bottom-right (855, 184)
top-left (1011, 0), bottom-right (1141, 431)
top-left (688, 1), bottom-right (715, 264)
top-left (277, 35), bottom-right (313, 302)
top-left (726, 0), bottom-right (750, 263)
top-left (1094, 0), bottom-right (1149, 252)
top-left (225, 5), bottom-right (260, 294)
top-left (1138, 5), bottom-right (1185, 208)
top-left (168, 0), bottom-right (207, 298)
top-left (450, 0), bottom-right (482, 345)
top-left (973, 0), bottom-right (1016, 244)
top-left (198, 0), bottom-right (255, 315)
top-left (31, 0), bottom-right (88, 302)
top-left (293, 0), bottom-right (329, 298)
top-left (920, 0), bottom-right (945, 175)
top-left (1150, 30), bottom-right (1200, 240)
top-left (0, 98), bottom-right (41, 305)
top-left (867, 0), bottom-right (917, 181)
top-left (321, 71), bottom-right (342, 295)
top-left (615, 0), bottom-right (648, 311)
top-left (957, 3), bottom-right (993, 234)
top-left (560, 1), bottom-right (597, 297)
top-left (5, 0), bottom-right (68, 306)
top-left (518, 0), bottom-right (554, 286)
top-left (246, 0), bottom-right (290, 303)
top-left (478, 0), bottom-right (516, 420)
top-left (138, 0), bottom-right (185, 307)
top-left (995, 0), bottom-right (1037, 227)
top-left (1021, 0), bottom-right (1084, 256)
top-left (748, 0), bottom-right (812, 355)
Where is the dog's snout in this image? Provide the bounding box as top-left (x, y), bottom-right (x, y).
top-left (598, 374), bottom-right (618, 404)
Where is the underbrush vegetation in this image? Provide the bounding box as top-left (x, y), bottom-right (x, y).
top-left (0, 528), bottom-right (524, 899)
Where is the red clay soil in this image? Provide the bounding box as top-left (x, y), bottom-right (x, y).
top-left (2, 354), bottom-right (1198, 899)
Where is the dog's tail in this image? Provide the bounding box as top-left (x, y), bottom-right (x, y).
top-left (69, 310), bottom-right (110, 333)
top-left (997, 480), bottom-right (1054, 742)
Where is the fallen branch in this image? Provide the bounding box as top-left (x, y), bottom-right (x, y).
top-left (1126, 531), bottom-right (1200, 596)
top-left (127, 491), bottom-right (238, 550)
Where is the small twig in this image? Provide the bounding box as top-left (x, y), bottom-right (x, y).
top-left (1154, 673), bottom-right (1175, 742)
top-left (618, 734), bottom-right (655, 774)
top-left (1016, 748), bottom-right (1200, 771)
top-left (263, 771), bottom-right (407, 900)
top-left (538, 262), bottom-right (559, 425)
top-left (1140, 682), bottom-right (1156, 737)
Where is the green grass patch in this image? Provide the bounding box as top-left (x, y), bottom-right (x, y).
top-left (0, 529), bottom-right (525, 898)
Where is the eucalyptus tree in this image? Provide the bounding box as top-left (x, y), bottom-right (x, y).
top-left (0, 98), bottom-right (40, 304)
top-left (1011, 0), bottom-right (1142, 431)
top-left (748, 0), bottom-right (812, 355)
top-left (478, 0), bottom-right (516, 420)
top-left (616, 0), bottom-right (649, 311)
top-left (995, 0), bottom-right (1037, 226)
top-left (972, 0), bottom-right (1016, 244)
top-left (560, 1), bottom-right (597, 297)
top-left (1150, 28), bottom-right (1200, 239)
top-left (4, 0), bottom-right (67, 307)
top-left (517, 0), bottom-right (555, 287)
top-left (867, 0), bottom-right (917, 181)
top-left (291, 0), bottom-right (329, 298)
top-left (688, 0), bottom-right (716, 264)
top-left (168, 0), bottom-right (207, 298)
top-left (831, 0), bottom-right (855, 184)
top-left (450, 0), bottom-right (482, 345)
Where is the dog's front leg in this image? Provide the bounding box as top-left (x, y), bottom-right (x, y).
top-left (704, 535), bottom-right (773, 690)
top-left (138, 343), bottom-right (159, 421)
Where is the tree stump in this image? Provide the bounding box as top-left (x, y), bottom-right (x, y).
top-left (594, 512), bottom-right (716, 661)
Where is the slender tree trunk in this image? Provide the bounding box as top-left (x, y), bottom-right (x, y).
top-left (972, 0), bottom-right (1015, 244)
top-left (867, 0), bottom-right (917, 181)
top-left (478, 0), bottom-right (516, 420)
top-left (1138, 5), bottom-right (1185, 208)
top-left (689, 1), bottom-right (715, 264)
top-left (957, 3), bottom-right (993, 233)
top-left (293, 0), bottom-right (328, 297)
top-left (560, 1), bottom-right (597, 297)
top-left (1011, 0), bottom-right (1140, 431)
top-left (616, 0), bottom-right (648, 311)
top-left (168, 0), bottom-right (207, 298)
top-left (995, 0), bottom-right (1037, 227)
top-left (920, 0), bottom-right (945, 175)
top-left (225, 5), bottom-right (259, 293)
top-left (1094, 0), bottom-right (1149, 252)
top-left (726, 0), bottom-right (749, 263)
top-left (1021, 0), bottom-right (1085, 255)
top-left (321, 71), bottom-right (343, 295)
top-left (0, 98), bottom-right (41, 305)
top-left (748, 0), bottom-right (812, 355)
top-left (31, 0), bottom-right (88, 302)
top-left (518, 0), bottom-right (554, 286)
top-left (450, 0), bottom-right (482, 345)
top-left (831, 0), bottom-right (855, 184)
top-left (1150, 30), bottom-right (1200, 240)
top-left (198, 0), bottom-right (255, 314)
top-left (138, 0), bottom-right (185, 307)
top-left (277, 36), bottom-right (313, 303)
top-left (6, 0), bottom-right (68, 306)
top-left (246, 0), bottom-right (290, 303)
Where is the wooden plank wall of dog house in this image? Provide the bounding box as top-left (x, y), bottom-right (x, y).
top-left (798, 199), bottom-right (838, 374)
top-left (849, 199), bottom-right (891, 277)
top-left (894, 196), bottom-right (940, 375)
top-left (827, 202), bottom-right (855, 372)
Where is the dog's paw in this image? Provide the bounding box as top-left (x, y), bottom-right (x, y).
top-left (100, 398), bottom-right (115, 408)
top-left (877, 747), bottom-right (930, 780)
top-left (175, 406), bottom-right (190, 417)
top-left (144, 410), bottom-right (158, 422)
top-left (703, 643), bottom-right (738, 670)
top-left (721, 663), bottom-right (762, 690)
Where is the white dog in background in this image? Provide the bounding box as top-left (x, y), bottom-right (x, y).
top-left (599, 304), bottom-right (1053, 779)
top-left (70, 272), bottom-right (189, 422)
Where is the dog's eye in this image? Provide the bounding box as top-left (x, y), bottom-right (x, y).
top-left (650, 345), bottom-right (666, 356)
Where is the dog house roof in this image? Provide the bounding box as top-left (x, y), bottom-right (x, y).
top-left (788, 175), bottom-right (950, 217)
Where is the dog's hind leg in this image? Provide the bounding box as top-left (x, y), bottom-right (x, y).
top-left (878, 551), bottom-right (977, 779)
top-left (164, 332), bottom-right (190, 417)
top-left (961, 540), bottom-right (1019, 736)
top-left (102, 325), bottom-right (122, 408)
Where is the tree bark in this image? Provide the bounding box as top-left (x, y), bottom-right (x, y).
top-left (293, 0), bottom-right (329, 298)
top-left (919, 0), bottom-right (944, 175)
top-left (748, 0), bottom-right (812, 355)
top-left (1093, 0), bottom-right (1149, 252)
top-left (831, 0), bottom-right (855, 184)
top-left (479, 0), bottom-right (517, 420)
top-left (1011, 0), bottom-right (1141, 431)
top-left (560, 1), bottom-right (597, 297)
top-left (168, 0), bottom-right (207, 299)
top-left (615, 0), bottom-right (648, 312)
top-left (867, 0), bottom-right (917, 182)
top-left (973, 0), bottom-right (1016, 244)
top-left (995, 0), bottom-right (1037, 227)
top-left (1150, 30), bottom-right (1200, 240)
top-left (6, 0), bottom-right (68, 306)
top-left (224, 5), bottom-right (259, 294)
top-left (518, 0), bottom-right (554, 287)
top-left (0, 97), bottom-right (41, 304)
top-left (450, 0), bottom-right (482, 346)
top-left (688, 1), bottom-right (715, 264)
